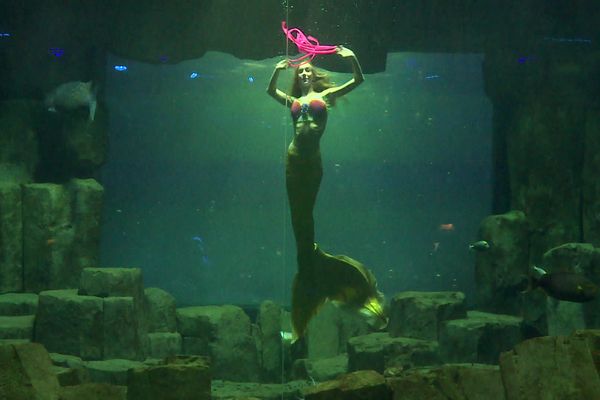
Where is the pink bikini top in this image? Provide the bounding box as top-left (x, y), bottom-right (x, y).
top-left (291, 98), bottom-right (327, 122)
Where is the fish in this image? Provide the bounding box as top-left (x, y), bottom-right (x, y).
top-left (439, 223), bottom-right (455, 231)
top-left (469, 240), bottom-right (490, 251)
top-left (526, 266), bottom-right (599, 303)
top-left (45, 81), bottom-right (97, 121)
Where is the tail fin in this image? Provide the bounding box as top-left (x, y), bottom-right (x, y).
top-left (291, 244), bottom-right (387, 340)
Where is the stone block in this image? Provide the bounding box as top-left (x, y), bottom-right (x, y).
top-left (0, 342), bottom-right (60, 400)
top-left (79, 267), bottom-right (144, 301)
top-left (22, 183), bottom-right (73, 292)
top-left (0, 183), bottom-right (23, 293)
top-left (211, 380), bottom-right (308, 399)
top-left (474, 211), bottom-right (537, 317)
top-left (147, 332), bottom-right (182, 359)
top-left (388, 291), bottom-right (466, 340)
top-left (35, 289), bottom-right (103, 359)
top-left (181, 336), bottom-right (210, 356)
top-left (257, 300), bottom-right (282, 382)
top-left (0, 292), bottom-right (38, 315)
top-left (0, 315), bottom-right (35, 340)
top-left (126, 356), bottom-right (210, 400)
top-left (347, 332), bottom-right (439, 373)
top-left (176, 305), bottom-right (259, 381)
top-left (59, 383), bottom-right (127, 400)
top-left (306, 301), bottom-right (370, 361)
top-left (439, 311), bottom-right (523, 364)
top-left (103, 296), bottom-right (140, 360)
top-left (85, 359), bottom-right (145, 385)
top-left (307, 354), bottom-right (348, 382)
top-left (388, 364), bottom-right (505, 400)
top-left (68, 179), bottom-right (103, 273)
top-left (500, 335), bottom-right (600, 399)
top-left (303, 370), bottom-right (392, 400)
top-left (145, 287), bottom-right (177, 333)
top-left (0, 100), bottom-right (39, 184)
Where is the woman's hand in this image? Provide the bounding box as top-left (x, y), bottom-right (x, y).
top-left (336, 46), bottom-right (355, 58)
top-left (275, 59), bottom-right (289, 70)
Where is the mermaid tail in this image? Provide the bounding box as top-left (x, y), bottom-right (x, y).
top-left (286, 149), bottom-right (387, 339)
top-left (291, 245), bottom-right (387, 339)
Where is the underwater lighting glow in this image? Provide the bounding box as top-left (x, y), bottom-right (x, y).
top-left (49, 47), bottom-right (64, 57)
top-left (190, 72), bottom-right (199, 79)
top-left (114, 65), bottom-right (128, 72)
top-left (281, 21), bottom-right (338, 67)
top-left (0, 33), bottom-right (10, 37)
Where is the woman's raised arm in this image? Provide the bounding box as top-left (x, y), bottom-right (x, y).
top-left (322, 46), bottom-right (364, 100)
top-left (267, 60), bottom-right (293, 106)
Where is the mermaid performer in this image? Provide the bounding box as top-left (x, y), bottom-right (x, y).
top-left (267, 46), bottom-right (387, 339)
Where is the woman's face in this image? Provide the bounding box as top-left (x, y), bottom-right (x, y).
top-left (297, 64), bottom-right (314, 89)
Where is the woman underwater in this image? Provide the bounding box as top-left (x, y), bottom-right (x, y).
top-left (267, 46), bottom-right (387, 339)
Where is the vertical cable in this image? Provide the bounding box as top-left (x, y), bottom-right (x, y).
top-left (280, 0), bottom-right (290, 393)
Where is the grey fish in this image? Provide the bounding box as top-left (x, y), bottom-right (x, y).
top-left (469, 240), bottom-right (490, 251)
top-left (45, 80), bottom-right (97, 121)
top-left (529, 265), bottom-right (599, 303)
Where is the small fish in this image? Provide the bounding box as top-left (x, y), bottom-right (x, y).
top-left (469, 240), bottom-right (490, 251)
top-left (526, 266), bottom-right (599, 303)
top-left (45, 81), bottom-right (97, 121)
top-left (439, 223), bottom-right (455, 231)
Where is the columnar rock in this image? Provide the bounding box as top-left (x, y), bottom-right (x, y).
top-left (347, 332), bottom-right (439, 373)
top-left (474, 210), bottom-right (530, 315)
top-left (0, 183), bottom-right (23, 292)
top-left (439, 311), bottom-right (523, 364)
top-left (126, 356), bottom-right (211, 400)
top-left (144, 287), bottom-right (177, 333)
top-left (583, 109), bottom-right (600, 246)
top-left (79, 268), bottom-right (148, 359)
top-left (257, 300), bottom-right (283, 382)
top-left (68, 179), bottom-right (104, 273)
top-left (22, 179), bottom-right (103, 292)
top-left (177, 305), bottom-right (259, 382)
top-left (388, 291), bottom-right (466, 340)
top-left (500, 335), bottom-right (600, 399)
top-left (35, 289), bottom-right (104, 359)
top-left (103, 297), bottom-right (140, 359)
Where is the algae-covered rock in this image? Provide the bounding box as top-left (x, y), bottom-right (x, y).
top-left (0, 100), bottom-right (39, 184)
top-left (500, 335), bottom-right (600, 400)
top-left (176, 305), bottom-right (259, 382)
top-left (388, 291), bottom-right (466, 340)
top-left (439, 310), bottom-right (523, 364)
top-left (347, 332), bottom-right (439, 373)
